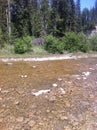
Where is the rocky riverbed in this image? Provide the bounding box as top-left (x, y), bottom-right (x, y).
top-left (0, 57), bottom-right (97, 130)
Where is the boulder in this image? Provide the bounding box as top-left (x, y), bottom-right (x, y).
top-left (32, 38), bottom-right (44, 45)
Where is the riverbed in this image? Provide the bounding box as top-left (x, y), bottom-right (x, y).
top-left (0, 57), bottom-right (97, 130)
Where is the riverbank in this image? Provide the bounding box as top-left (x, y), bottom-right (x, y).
top-left (0, 53), bottom-right (97, 62)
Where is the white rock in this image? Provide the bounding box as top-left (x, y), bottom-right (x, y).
top-left (20, 75), bottom-right (27, 78)
top-left (52, 83), bottom-right (58, 87)
top-left (59, 88), bottom-right (66, 95)
top-left (7, 62), bottom-right (13, 66)
top-left (58, 78), bottom-right (62, 81)
top-left (82, 72), bottom-right (91, 77)
top-left (32, 89), bottom-right (50, 96)
top-left (32, 66), bottom-right (36, 69)
top-left (83, 77), bottom-right (87, 80)
top-left (24, 75), bottom-right (27, 78)
top-left (77, 77), bottom-right (81, 80)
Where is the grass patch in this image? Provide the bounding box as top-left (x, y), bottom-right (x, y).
top-left (33, 45), bottom-right (48, 55)
top-left (0, 44), bottom-right (49, 58)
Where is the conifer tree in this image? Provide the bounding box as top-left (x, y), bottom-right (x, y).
top-left (76, 0), bottom-right (82, 32)
top-left (69, 0), bottom-right (76, 32)
top-left (40, 0), bottom-right (49, 35)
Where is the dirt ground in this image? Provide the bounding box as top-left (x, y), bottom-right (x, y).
top-left (0, 57), bottom-right (97, 130)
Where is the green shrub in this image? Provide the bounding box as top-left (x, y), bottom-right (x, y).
top-left (62, 32), bottom-right (80, 52)
top-left (44, 35), bottom-right (64, 54)
top-left (89, 35), bottom-right (97, 51)
top-left (78, 33), bottom-right (89, 52)
top-left (62, 32), bottom-right (89, 52)
top-left (14, 36), bottom-right (32, 54)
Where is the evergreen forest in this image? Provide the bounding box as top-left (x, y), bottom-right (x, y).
top-left (0, 0), bottom-right (97, 54)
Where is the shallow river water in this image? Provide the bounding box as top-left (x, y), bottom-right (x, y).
top-left (0, 57), bottom-right (97, 130)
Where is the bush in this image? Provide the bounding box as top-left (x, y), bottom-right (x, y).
top-left (14, 36), bottom-right (32, 54)
top-left (44, 35), bottom-right (64, 54)
top-left (62, 32), bottom-right (89, 52)
top-left (62, 32), bottom-right (80, 52)
top-left (78, 33), bottom-right (89, 52)
top-left (89, 35), bottom-right (97, 51)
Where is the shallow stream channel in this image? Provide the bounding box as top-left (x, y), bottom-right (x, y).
top-left (0, 57), bottom-right (97, 130)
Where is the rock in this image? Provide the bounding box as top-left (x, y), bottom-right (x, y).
top-left (1, 90), bottom-right (9, 94)
top-left (32, 89), bottom-right (50, 96)
top-left (0, 98), bottom-right (2, 101)
top-left (89, 94), bottom-right (94, 99)
top-left (60, 116), bottom-right (68, 120)
top-left (48, 96), bottom-right (56, 102)
top-left (28, 120), bottom-right (36, 127)
top-left (52, 83), bottom-right (58, 87)
top-left (58, 78), bottom-right (63, 81)
top-left (0, 118), bottom-right (3, 123)
top-left (14, 101), bottom-right (20, 105)
top-left (73, 121), bottom-right (79, 126)
top-left (65, 101), bottom-right (71, 107)
top-left (32, 38), bottom-right (44, 45)
top-left (46, 109), bottom-right (50, 113)
top-left (64, 126), bottom-right (72, 130)
top-left (39, 122), bottom-right (44, 126)
top-left (59, 88), bottom-right (66, 95)
top-left (20, 75), bottom-right (27, 78)
top-left (6, 62), bottom-right (13, 66)
top-left (32, 66), bottom-right (37, 69)
top-left (16, 117), bottom-right (24, 122)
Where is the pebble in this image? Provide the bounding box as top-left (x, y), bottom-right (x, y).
top-left (16, 117), bottom-right (24, 122)
top-left (6, 62), bottom-right (13, 66)
top-left (64, 126), bottom-right (72, 130)
top-left (1, 90), bottom-right (9, 94)
top-left (59, 88), bottom-right (66, 95)
top-left (0, 118), bottom-right (3, 122)
top-left (73, 121), bottom-right (79, 126)
top-left (52, 83), bottom-right (58, 87)
top-left (89, 94), bottom-right (95, 99)
top-left (58, 78), bottom-right (63, 81)
top-left (46, 109), bottom-right (50, 113)
top-left (14, 101), bottom-right (20, 105)
top-left (32, 66), bottom-right (37, 69)
top-left (0, 97), bottom-right (2, 101)
top-left (28, 120), bottom-right (36, 127)
top-left (48, 96), bottom-right (56, 102)
top-left (60, 116), bottom-right (68, 120)
top-left (65, 101), bottom-right (71, 107)
top-left (20, 75), bottom-right (27, 78)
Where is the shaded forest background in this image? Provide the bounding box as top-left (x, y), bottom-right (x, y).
top-left (0, 0), bottom-right (97, 54)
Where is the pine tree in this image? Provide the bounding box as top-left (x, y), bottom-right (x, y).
top-left (76, 0), bottom-right (82, 32)
top-left (28, 0), bottom-right (42, 37)
top-left (95, 0), bottom-right (97, 23)
top-left (82, 8), bottom-right (90, 31)
top-left (52, 0), bottom-right (70, 36)
top-left (69, 0), bottom-right (76, 32)
top-left (40, 0), bottom-right (49, 35)
top-left (0, 0), bottom-right (7, 32)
